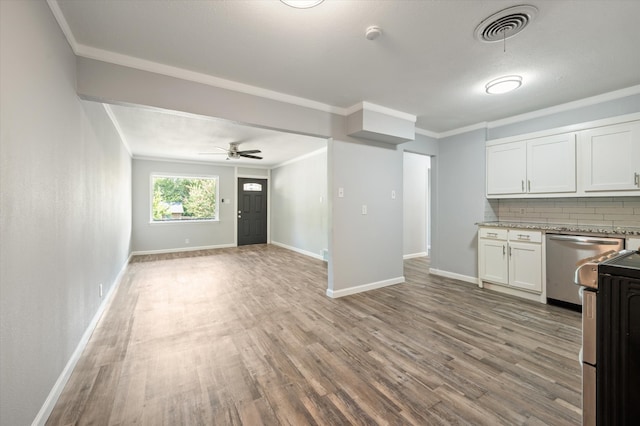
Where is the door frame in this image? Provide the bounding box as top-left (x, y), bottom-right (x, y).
top-left (235, 169), bottom-right (270, 247)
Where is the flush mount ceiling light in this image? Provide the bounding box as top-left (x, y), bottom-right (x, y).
top-left (485, 75), bottom-right (523, 94)
top-left (280, 0), bottom-right (324, 8)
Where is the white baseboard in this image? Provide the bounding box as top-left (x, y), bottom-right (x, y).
top-left (326, 276), bottom-right (405, 298)
top-left (271, 241), bottom-right (324, 261)
top-left (403, 252), bottom-right (428, 260)
top-left (32, 253), bottom-right (132, 426)
top-left (131, 243), bottom-right (235, 256)
top-left (428, 268), bottom-right (478, 285)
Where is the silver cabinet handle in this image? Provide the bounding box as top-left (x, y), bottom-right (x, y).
top-left (527, 180), bottom-right (531, 192)
top-left (521, 180), bottom-right (524, 192)
top-left (508, 245), bottom-right (512, 256)
top-left (635, 172), bottom-right (639, 187)
top-left (516, 234), bottom-right (531, 240)
top-left (487, 232), bottom-right (498, 237)
top-left (503, 245), bottom-right (506, 256)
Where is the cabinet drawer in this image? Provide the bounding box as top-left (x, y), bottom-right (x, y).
top-left (479, 228), bottom-right (508, 240)
top-left (509, 230), bottom-right (542, 243)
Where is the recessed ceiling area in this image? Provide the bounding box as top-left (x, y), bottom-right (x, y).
top-left (105, 103), bottom-right (327, 167)
top-left (53, 1), bottom-right (640, 133)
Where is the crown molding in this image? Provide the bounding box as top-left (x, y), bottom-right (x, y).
top-left (414, 127), bottom-right (439, 139)
top-left (487, 84), bottom-right (640, 129)
top-left (437, 122), bottom-right (488, 139)
top-left (103, 104), bottom-right (133, 157)
top-left (272, 147), bottom-right (327, 169)
top-left (47, 0), bottom-right (78, 53)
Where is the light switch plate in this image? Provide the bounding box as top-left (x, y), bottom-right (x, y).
top-left (362, 205), bottom-right (367, 215)
top-left (338, 187), bottom-right (344, 198)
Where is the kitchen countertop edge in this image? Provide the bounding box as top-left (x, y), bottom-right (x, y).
top-left (476, 221), bottom-right (640, 237)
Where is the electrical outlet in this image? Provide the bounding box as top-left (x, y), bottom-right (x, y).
top-left (99, 284), bottom-right (103, 298)
top-left (391, 190), bottom-right (396, 199)
top-left (362, 205), bottom-right (367, 215)
top-left (338, 187), bottom-right (344, 198)
top-left (185, 238), bottom-right (190, 244)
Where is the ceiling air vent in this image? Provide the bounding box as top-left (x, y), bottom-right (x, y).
top-left (474, 5), bottom-right (538, 42)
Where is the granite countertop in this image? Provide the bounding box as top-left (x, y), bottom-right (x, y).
top-left (476, 221), bottom-right (640, 237)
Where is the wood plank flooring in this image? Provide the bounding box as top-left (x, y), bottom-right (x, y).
top-left (46, 244), bottom-right (582, 425)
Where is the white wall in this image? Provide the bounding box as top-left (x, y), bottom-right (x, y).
top-left (271, 149), bottom-right (328, 259)
top-left (0, 2), bottom-right (132, 424)
top-left (328, 140), bottom-right (404, 296)
top-left (131, 159), bottom-right (236, 253)
top-left (403, 152), bottom-right (430, 257)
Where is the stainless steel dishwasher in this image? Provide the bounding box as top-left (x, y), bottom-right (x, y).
top-left (545, 234), bottom-right (624, 308)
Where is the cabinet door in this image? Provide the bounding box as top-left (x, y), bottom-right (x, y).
top-left (508, 242), bottom-right (542, 292)
top-left (527, 133), bottom-right (576, 194)
top-left (486, 141), bottom-right (527, 195)
top-left (479, 239), bottom-right (508, 285)
top-left (581, 121), bottom-right (640, 192)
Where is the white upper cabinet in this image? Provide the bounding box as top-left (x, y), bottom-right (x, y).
top-left (486, 114), bottom-right (640, 198)
top-left (580, 121), bottom-right (640, 193)
top-left (486, 141), bottom-right (526, 195)
top-left (486, 133), bottom-right (576, 197)
top-left (527, 133), bottom-right (576, 194)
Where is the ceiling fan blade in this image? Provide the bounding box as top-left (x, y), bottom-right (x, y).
top-left (240, 153), bottom-right (263, 160)
top-left (237, 149), bottom-right (261, 154)
top-left (198, 152), bottom-right (228, 155)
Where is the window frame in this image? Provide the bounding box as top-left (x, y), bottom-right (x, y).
top-left (149, 173), bottom-right (220, 224)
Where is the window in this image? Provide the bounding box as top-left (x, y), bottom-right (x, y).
top-left (151, 175), bottom-right (219, 222)
top-left (243, 183), bottom-right (262, 191)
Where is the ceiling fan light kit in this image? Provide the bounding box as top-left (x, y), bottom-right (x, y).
top-left (200, 142), bottom-right (263, 160)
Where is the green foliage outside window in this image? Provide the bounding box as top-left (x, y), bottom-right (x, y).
top-left (152, 176), bottom-right (217, 221)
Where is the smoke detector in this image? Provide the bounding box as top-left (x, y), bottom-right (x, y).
top-left (474, 5), bottom-right (538, 43)
top-left (365, 26), bottom-right (382, 40)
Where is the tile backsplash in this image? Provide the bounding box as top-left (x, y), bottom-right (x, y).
top-left (493, 197), bottom-right (640, 228)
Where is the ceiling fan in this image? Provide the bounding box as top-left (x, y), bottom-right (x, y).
top-left (200, 142), bottom-right (263, 160)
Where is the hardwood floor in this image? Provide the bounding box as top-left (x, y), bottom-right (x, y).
top-left (46, 245), bottom-right (582, 425)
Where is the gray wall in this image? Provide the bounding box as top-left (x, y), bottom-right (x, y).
top-left (271, 150), bottom-right (328, 258)
top-left (132, 159), bottom-right (236, 253)
top-left (0, 2), bottom-right (132, 424)
top-left (328, 140), bottom-right (404, 292)
top-left (430, 129), bottom-right (487, 279)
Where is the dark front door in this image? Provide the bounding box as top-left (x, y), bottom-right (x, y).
top-left (237, 178), bottom-right (268, 246)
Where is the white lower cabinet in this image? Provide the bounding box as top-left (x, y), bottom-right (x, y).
top-left (508, 241), bottom-right (542, 292)
top-left (478, 228), bottom-right (543, 297)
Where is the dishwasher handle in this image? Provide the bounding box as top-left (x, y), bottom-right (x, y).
top-left (548, 235), bottom-right (622, 245)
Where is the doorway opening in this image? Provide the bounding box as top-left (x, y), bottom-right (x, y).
top-left (403, 152), bottom-right (431, 259)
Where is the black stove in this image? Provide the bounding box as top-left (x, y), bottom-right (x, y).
top-left (575, 250), bottom-right (640, 426)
